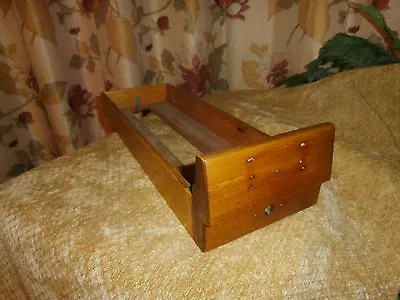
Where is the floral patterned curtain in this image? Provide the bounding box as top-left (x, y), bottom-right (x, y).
top-left (0, 0), bottom-right (398, 183)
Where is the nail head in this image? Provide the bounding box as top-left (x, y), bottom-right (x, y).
top-left (264, 205), bottom-right (274, 215)
top-left (247, 157), bottom-right (255, 163)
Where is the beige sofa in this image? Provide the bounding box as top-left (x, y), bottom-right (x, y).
top-left (1, 65), bottom-right (399, 298)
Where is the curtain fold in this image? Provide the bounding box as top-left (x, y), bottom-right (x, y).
top-left (0, 0), bottom-right (398, 183)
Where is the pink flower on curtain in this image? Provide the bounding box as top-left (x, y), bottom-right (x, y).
top-left (0, 132), bottom-right (18, 148)
top-left (266, 59), bottom-right (289, 86)
top-left (178, 55), bottom-right (211, 97)
top-left (69, 27), bottom-right (81, 35)
top-left (79, 0), bottom-right (106, 13)
top-left (347, 26), bottom-right (360, 34)
top-left (373, 0), bottom-right (390, 10)
top-left (68, 84), bottom-right (96, 120)
top-left (26, 69), bottom-right (39, 93)
top-left (145, 44), bottom-right (153, 52)
top-left (157, 16), bottom-right (170, 30)
top-left (19, 112), bottom-right (34, 124)
top-left (104, 80), bottom-right (113, 91)
top-left (215, 0), bottom-right (250, 20)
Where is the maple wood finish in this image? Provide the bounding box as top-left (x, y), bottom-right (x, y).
top-left (101, 94), bottom-right (193, 233)
top-left (120, 108), bottom-right (183, 170)
top-left (101, 84), bottom-right (335, 251)
top-left (150, 102), bottom-right (232, 153)
top-left (106, 84), bottom-right (169, 111)
top-left (192, 123), bottom-right (335, 251)
top-left (167, 86), bottom-right (270, 145)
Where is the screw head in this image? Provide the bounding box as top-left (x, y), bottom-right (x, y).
top-left (247, 157), bottom-right (255, 163)
top-left (264, 205), bottom-right (274, 215)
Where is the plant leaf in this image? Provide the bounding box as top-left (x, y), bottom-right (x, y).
top-left (241, 60), bottom-right (264, 88)
top-left (35, 98), bottom-right (46, 111)
top-left (56, 12), bottom-right (64, 25)
top-left (212, 78), bottom-right (229, 91)
top-left (69, 54), bottom-right (84, 69)
top-left (14, 0), bottom-right (57, 44)
top-left (29, 139), bottom-right (43, 157)
top-left (161, 49), bottom-right (175, 72)
top-left (174, 0), bottom-right (186, 11)
top-left (268, 0), bottom-right (300, 19)
top-left (86, 58), bottom-right (96, 73)
top-left (155, 73), bottom-right (165, 84)
top-left (40, 81), bottom-right (67, 105)
top-left (298, 0), bottom-right (329, 42)
top-left (106, 13), bottom-right (137, 62)
top-left (278, 0), bottom-right (301, 9)
top-left (276, 73), bottom-right (308, 87)
top-left (353, 4), bottom-right (387, 29)
top-left (185, 0), bottom-right (200, 24)
top-left (149, 56), bottom-right (160, 70)
top-left (278, 32), bottom-right (399, 88)
top-left (184, 16), bottom-right (196, 34)
top-left (143, 70), bottom-right (156, 84)
top-left (354, 3), bottom-right (400, 54)
top-left (7, 163), bottom-right (28, 177)
top-left (210, 43), bottom-right (227, 83)
top-left (316, 33), bottom-right (397, 70)
top-left (89, 33), bottom-right (101, 56)
top-left (64, 110), bottom-right (80, 128)
top-left (368, 33), bottom-right (383, 45)
top-left (76, 40), bottom-right (91, 57)
top-left (250, 42), bottom-right (269, 58)
top-left (0, 62), bottom-right (16, 95)
top-left (135, 6), bottom-right (144, 24)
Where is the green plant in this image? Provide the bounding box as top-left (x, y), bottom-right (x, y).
top-left (277, 4), bottom-right (400, 88)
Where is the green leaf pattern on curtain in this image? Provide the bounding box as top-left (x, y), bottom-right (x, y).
top-left (0, 0), bottom-right (398, 182)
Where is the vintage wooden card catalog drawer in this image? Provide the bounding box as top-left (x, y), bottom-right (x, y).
top-left (99, 84), bottom-right (335, 251)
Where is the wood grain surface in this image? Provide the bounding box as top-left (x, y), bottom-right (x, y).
top-left (101, 85), bottom-right (335, 251)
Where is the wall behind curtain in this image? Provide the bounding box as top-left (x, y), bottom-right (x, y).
top-left (0, 0), bottom-right (398, 183)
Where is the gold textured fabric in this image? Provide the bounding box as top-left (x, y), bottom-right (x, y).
top-left (1, 65), bottom-right (399, 298)
top-left (2, 0), bottom-right (400, 183)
